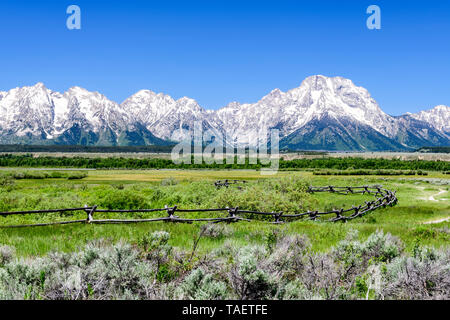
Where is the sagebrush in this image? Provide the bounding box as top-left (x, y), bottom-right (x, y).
top-left (0, 229), bottom-right (448, 300)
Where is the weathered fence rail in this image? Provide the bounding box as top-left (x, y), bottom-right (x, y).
top-left (0, 184), bottom-right (397, 228)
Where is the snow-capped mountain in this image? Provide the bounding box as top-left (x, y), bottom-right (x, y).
top-left (121, 90), bottom-right (219, 141)
top-left (0, 83), bottom-right (168, 146)
top-left (407, 105), bottom-right (450, 135)
top-left (212, 76), bottom-right (402, 148)
top-left (209, 75), bottom-right (448, 150)
top-left (0, 76), bottom-right (448, 151)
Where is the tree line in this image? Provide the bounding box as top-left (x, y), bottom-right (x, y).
top-left (0, 154), bottom-right (448, 171)
top-left (0, 144), bottom-right (175, 153)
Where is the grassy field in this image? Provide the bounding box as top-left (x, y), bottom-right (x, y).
top-left (0, 168), bottom-right (448, 258)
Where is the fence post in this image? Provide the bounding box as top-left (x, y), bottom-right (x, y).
top-left (336, 208), bottom-right (344, 220)
top-left (363, 186), bottom-right (370, 194)
top-left (353, 205), bottom-right (360, 217)
top-left (273, 212), bottom-right (283, 223)
top-left (84, 204), bottom-right (90, 223)
top-left (376, 186), bottom-right (382, 196)
top-left (165, 205), bottom-right (178, 221)
top-left (227, 207), bottom-right (239, 222)
top-left (309, 210), bottom-right (318, 220)
top-left (365, 201), bottom-right (374, 211)
top-left (87, 205), bottom-right (97, 223)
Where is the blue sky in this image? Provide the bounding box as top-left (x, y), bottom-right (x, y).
top-left (0, 0), bottom-right (448, 115)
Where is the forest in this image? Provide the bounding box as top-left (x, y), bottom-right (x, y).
top-left (0, 154), bottom-right (449, 171)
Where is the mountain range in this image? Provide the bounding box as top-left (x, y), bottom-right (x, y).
top-left (0, 75), bottom-right (448, 151)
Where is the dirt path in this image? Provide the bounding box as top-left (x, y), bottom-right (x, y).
top-left (423, 217), bottom-right (450, 225)
top-left (428, 189), bottom-right (447, 201)
top-left (420, 189), bottom-right (449, 224)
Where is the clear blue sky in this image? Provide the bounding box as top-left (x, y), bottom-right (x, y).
top-left (0, 0), bottom-right (449, 115)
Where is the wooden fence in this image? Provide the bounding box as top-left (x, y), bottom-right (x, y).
top-left (0, 183), bottom-right (397, 228)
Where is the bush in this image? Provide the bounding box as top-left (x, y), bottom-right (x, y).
top-left (276, 280), bottom-right (322, 300)
top-left (0, 245), bottom-right (15, 267)
top-left (333, 229), bottom-right (402, 265)
top-left (201, 224), bottom-right (231, 239)
top-left (363, 230), bottom-right (404, 263)
top-left (175, 267), bottom-right (227, 300)
top-left (229, 245), bottom-right (277, 299)
top-left (0, 231), bottom-right (448, 300)
top-left (380, 246), bottom-right (450, 299)
top-left (139, 231), bottom-right (172, 262)
top-left (0, 176), bottom-right (15, 191)
top-left (211, 177), bottom-right (313, 215)
top-left (94, 189), bottom-right (149, 209)
top-left (6, 171), bottom-right (87, 180)
top-left (0, 240), bottom-right (161, 300)
top-left (412, 227), bottom-right (437, 239)
top-left (67, 173), bottom-right (88, 180)
top-left (161, 177), bottom-right (178, 186)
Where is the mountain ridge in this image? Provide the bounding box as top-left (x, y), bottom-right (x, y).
top-left (0, 76), bottom-right (448, 151)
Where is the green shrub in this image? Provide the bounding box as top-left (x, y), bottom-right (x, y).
top-left (230, 245), bottom-right (277, 300)
top-left (363, 230), bottom-right (403, 263)
top-left (161, 177), bottom-right (178, 186)
top-left (211, 177), bottom-right (313, 215)
top-left (175, 267), bottom-right (227, 300)
top-left (413, 227), bottom-right (437, 240)
top-left (0, 245), bottom-right (15, 267)
top-left (0, 231), bottom-right (447, 300)
top-left (67, 173), bottom-right (88, 180)
top-left (94, 188), bottom-right (149, 209)
top-left (201, 224), bottom-right (231, 239)
top-left (0, 175), bottom-right (15, 191)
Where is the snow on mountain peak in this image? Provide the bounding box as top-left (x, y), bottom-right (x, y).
top-left (213, 75), bottom-right (396, 143)
top-left (433, 105), bottom-right (449, 111)
top-left (31, 82), bottom-right (47, 90)
top-left (409, 105), bottom-right (450, 133)
top-left (0, 77), bottom-right (448, 150)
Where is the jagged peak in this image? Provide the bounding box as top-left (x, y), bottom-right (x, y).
top-left (223, 101), bottom-right (241, 108)
top-left (66, 86), bottom-right (115, 104)
top-left (130, 89), bottom-right (160, 98)
top-left (431, 105), bottom-right (449, 111)
top-left (33, 82), bottom-right (46, 89)
top-left (176, 96), bottom-right (198, 105)
top-left (269, 88), bottom-right (283, 94)
top-left (264, 88), bottom-right (284, 98)
top-left (412, 104), bottom-right (449, 115)
top-left (0, 77), bottom-right (448, 150)
top-left (121, 90), bottom-right (177, 112)
top-left (10, 82), bottom-right (49, 92)
top-left (67, 86), bottom-right (97, 94)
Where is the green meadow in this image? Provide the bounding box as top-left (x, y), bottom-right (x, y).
top-left (0, 169), bottom-right (448, 257)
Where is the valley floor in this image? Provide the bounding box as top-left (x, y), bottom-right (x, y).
top-left (0, 168), bottom-right (449, 300)
top-left (0, 169), bottom-right (448, 257)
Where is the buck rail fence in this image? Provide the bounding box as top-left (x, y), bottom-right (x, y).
top-left (0, 183), bottom-right (397, 228)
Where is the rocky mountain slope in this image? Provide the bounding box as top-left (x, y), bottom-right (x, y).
top-left (0, 76), bottom-right (448, 151)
